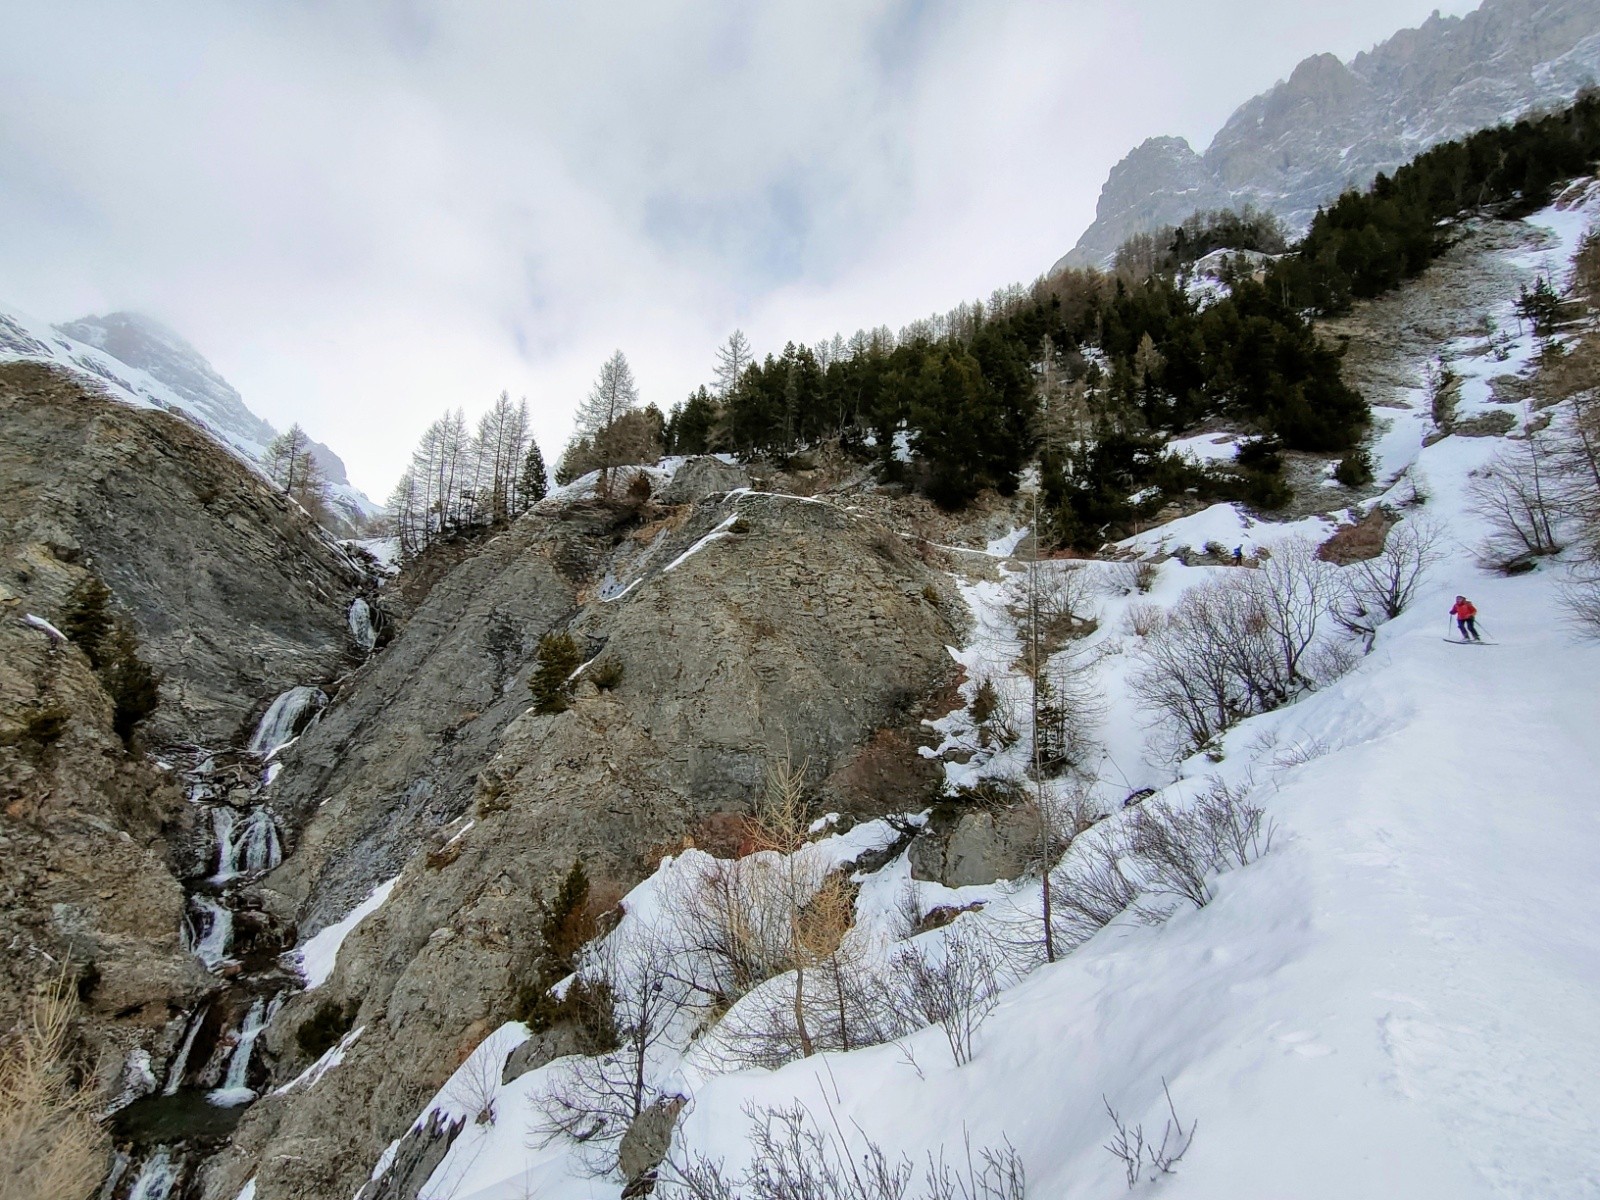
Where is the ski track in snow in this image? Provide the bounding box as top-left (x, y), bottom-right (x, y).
top-left (356, 195), bottom-right (1600, 1200)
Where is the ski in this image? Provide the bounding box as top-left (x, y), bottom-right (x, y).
top-left (1442, 638), bottom-right (1497, 645)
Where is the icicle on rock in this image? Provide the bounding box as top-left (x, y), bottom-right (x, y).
top-left (210, 805), bottom-right (239, 882)
top-left (348, 597), bottom-right (377, 653)
top-left (247, 686), bottom-right (326, 757)
top-left (162, 1006), bottom-right (207, 1095)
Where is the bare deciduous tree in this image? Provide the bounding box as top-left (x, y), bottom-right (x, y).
top-left (1469, 433), bottom-right (1563, 566)
top-left (1335, 516), bottom-right (1446, 638)
top-left (1132, 541), bottom-right (1344, 758)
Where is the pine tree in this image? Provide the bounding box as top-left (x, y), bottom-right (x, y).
top-left (519, 440), bottom-right (549, 510)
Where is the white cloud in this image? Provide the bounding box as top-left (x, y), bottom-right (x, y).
top-left (0, 0), bottom-right (1477, 495)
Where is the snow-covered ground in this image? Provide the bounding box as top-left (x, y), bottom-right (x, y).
top-left (378, 443), bottom-right (1600, 1199)
top-left (296, 197), bottom-right (1600, 1200)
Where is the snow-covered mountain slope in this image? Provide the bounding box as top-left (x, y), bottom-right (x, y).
top-left (284, 197), bottom-right (1600, 1200)
top-left (1057, 0), bottom-right (1600, 270)
top-left (0, 302), bottom-right (380, 531)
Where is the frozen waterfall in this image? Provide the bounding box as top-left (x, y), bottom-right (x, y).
top-left (184, 895), bottom-right (232, 969)
top-left (348, 597), bottom-right (377, 652)
top-left (161, 1007), bottom-right (207, 1095)
top-left (126, 1147), bottom-right (181, 1200)
top-left (247, 686), bottom-right (325, 757)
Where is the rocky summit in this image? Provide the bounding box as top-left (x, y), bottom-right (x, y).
top-left (1056, 0), bottom-right (1600, 270)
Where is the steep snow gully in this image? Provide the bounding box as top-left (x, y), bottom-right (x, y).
top-left (225, 197), bottom-right (1600, 1200)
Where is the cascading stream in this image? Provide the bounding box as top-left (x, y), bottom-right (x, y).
top-left (348, 597), bottom-right (377, 653)
top-left (210, 992), bottom-right (285, 1107)
top-left (160, 1007), bottom-right (206, 1096)
top-left (246, 686), bottom-right (326, 757)
top-left (183, 895), bottom-right (232, 971)
top-left (123, 1147), bottom-right (180, 1200)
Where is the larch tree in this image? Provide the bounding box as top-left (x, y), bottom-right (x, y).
top-left (713, 330), bottom-right (753, 399)
top-left (572, 350), bottom-right (641, 495)
top-left (264, 423), bottom-right (330, 524)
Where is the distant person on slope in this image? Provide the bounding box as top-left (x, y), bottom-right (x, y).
top-left (1450, 595), bottom-right (1482, 642)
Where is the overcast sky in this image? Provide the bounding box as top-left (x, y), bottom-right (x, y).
top-left (0, 0), bottom-right (1478, 498)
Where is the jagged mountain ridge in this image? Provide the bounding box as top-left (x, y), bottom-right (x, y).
top-left (0, 303), bottom-right (380, 532)
top-left (1056, 0), bottom-right (1600, 270)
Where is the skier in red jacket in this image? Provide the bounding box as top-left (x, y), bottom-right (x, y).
top-left (1450, 596), bottom-right (1482, 642)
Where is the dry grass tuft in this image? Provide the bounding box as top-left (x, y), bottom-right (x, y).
top-left (0, 975), bottom-right (109, 1200)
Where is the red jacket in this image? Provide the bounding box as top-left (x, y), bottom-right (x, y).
top-left (1451, 599), bottom-right (1477, 619)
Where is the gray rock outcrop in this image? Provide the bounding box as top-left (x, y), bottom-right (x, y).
top-left (0, 361), bottom-right (365, 746)
top-left (1056, 0), bottom-right (1600, 270)
top-left (658, 455), bottom-right (751, 504)
top-left (205, 486), bottom-right (962, 1200)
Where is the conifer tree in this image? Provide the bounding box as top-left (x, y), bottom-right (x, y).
top-left (518, 439), bottom-right (549, 510)
top-left (713, 330), bottom-right (753, 399)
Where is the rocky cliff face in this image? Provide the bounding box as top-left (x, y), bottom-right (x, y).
top-left (0, 362), bottom-right (365, 748)
top-left (1057, 0), bottom-right (1600, 269)
top-left (1, 303), bottom-right (380, 534)
top-left (203, 477), bottom-right (964, 1200)
top-left (0, 362), bottom-right (374, 1123)
top-left (57, 312), bottom-right (371, 529)
top-left (56, 313), bottom-right (277, 458)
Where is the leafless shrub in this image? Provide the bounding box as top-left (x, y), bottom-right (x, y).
top-left (1334, 516), bottom-right (1446, 636)
top-left (1123, 603), bottom-right (1163, 638)
top-left (882, 927), bottom-right (1002, 1067)
top-left (530, 924), bottom-right (681, 1170)
top-left (1100, 559), bottom-right (1145, 598)
top-left (1128, 578), bottom-right (1269, 757)
top-left (1562, 570), bottom-right (1600, 636)
top-left (1267, 734), bottom-right (1332, 770)
top-left (1469, 436), bottom-right (1563, 566)
top-left (661, 1100), bottom-right (1025, 1200)
top-left (1103, 1081), bottom-right (1196, 1190)
top-left (1131, 539), bottom-right (1342, 758)
top-left (1126, 780), bottom-right (1273, 918)
top-left (0, 974), bottom-right (109, 1200)
top-left (446, 1038), bottom-right (503, 1126)
top-left (1046, 825), bottom-right (1140, 949)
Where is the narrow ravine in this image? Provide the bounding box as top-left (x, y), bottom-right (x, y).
top-left (104, 657), bottom-right (352, 1198)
